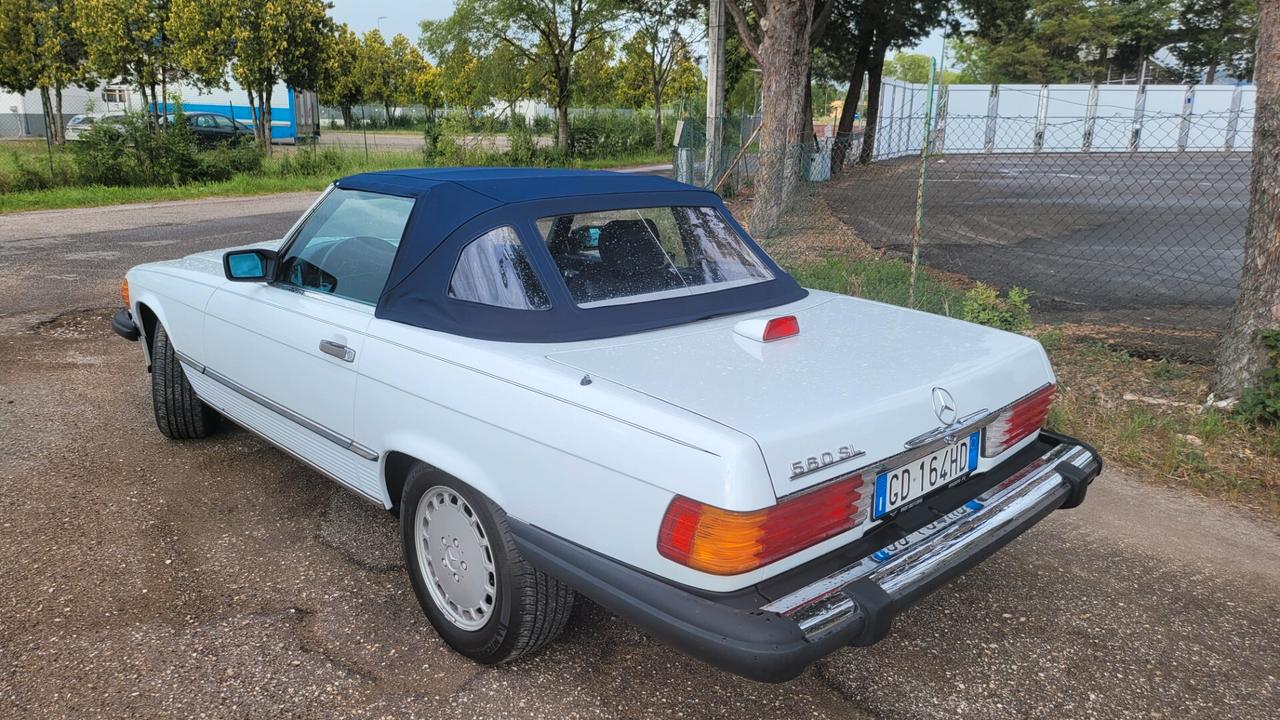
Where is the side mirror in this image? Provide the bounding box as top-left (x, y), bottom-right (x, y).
top-left (223, 248), bottom-right (277, 282)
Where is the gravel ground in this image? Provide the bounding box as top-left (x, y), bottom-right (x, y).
top-left (1, 194), bottom-right (1278, 719)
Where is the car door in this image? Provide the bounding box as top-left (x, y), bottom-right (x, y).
top-left (212, 114), bottom-right (239, 143)
top-left (201, 187), bottom-right (417, 500)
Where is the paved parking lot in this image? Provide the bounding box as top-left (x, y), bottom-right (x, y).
top-left (1, 194), bottom-right (1278, 719)
top-left (826, 152), bottom-right (1250, 332)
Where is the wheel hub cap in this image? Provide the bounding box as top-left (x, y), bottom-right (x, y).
top-left (414, 486), bottom-right (496, 631)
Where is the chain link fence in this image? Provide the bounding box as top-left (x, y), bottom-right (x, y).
top-left (676, 82), bottom-right (1257, 361)
top-left (837, 81), bottom-right (1255, 359)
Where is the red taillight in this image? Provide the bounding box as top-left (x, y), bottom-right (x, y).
top-left (983, 384), bottom-right (1056, 457)
top-left (657, 474), bottom-right (864, 575)
top-left (762, 315), bottom-right (799, 341)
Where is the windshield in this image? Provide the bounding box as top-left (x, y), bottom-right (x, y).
top-left (537, 206), bottom-right (773, 308)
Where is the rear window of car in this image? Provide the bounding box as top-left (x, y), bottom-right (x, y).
top-left (536, 206), bottom-right (773, 308)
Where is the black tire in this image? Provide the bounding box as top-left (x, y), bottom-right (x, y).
top-left (150, 323), bottom-right (218, 440)
top-left (400, 466), bottom-right (574, 663)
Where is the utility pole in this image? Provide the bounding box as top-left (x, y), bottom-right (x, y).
top-left (704, 0), bottom-right (726, 187)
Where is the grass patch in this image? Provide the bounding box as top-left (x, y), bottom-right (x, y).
top-left (0, 146), bottom-right (669, 214)
top-left (785, 256), bottom-right (966, 317)
top-left (1040, 328), bottom-right (1280, 517)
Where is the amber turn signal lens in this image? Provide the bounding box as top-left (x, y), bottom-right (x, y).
top-left (657, 475), bottom-right (864, 575)
top-left (120, 279), bottom-right (130, 308)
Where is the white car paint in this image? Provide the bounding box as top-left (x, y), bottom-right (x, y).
top-left (125, 239), bottom-right (1056, 595)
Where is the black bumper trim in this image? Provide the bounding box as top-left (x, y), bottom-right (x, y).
top-left (112, 309), bottom-right (140, 341)
top-left (510, 432), bottom-right (1102, 683)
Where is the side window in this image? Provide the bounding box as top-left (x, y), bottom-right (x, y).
top-left (277, 188), bottom-right (415, 305)
top-left (449, 227), bottom-right (550, 310)
top-left (195, 115), bottom-right (216, 128)
top-left (213, 115), bottom-right (236, 129)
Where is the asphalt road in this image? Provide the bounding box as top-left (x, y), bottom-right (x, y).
top-left (825, 152), bottom-right (1250, 329)
top-left (1, 193), bottom-right (1278, 719)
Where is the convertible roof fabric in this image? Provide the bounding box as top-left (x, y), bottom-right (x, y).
top-left (331, 168), bottom-right (806, 343)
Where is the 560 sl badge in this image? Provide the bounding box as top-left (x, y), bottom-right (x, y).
top-left (790, 444), bottom-right (866, 480)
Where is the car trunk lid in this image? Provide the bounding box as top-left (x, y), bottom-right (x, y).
top-left (545, 294), bottom-right (1052, 499)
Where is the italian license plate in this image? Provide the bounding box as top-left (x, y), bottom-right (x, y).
top-left (873, 432), bottom-right (980, 519)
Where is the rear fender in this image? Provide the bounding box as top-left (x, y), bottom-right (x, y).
top-left (379, 432), bottom-right (510, 512)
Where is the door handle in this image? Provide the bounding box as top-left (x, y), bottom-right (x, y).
top-left (319, 339), bottom-right (355, 362)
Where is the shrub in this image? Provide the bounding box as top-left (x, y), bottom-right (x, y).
top-left (569, 112), bottom-right (653, 158)
top-left (1236, 330), bottom-right (1280, 425)
top-left (70, 113), bottom-right (202, 187)
top-left (961, 283), bottom-right (1032, 332)
top-left (198, 138), bottom-right (263, 181)
top-left (506, 113), bottom-right (539, 166)
top-left (274, 147), bottom-right (345, 177)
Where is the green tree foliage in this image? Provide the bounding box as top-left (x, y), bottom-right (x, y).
top-left (954, 0), bottom-right (1253, 84)
top-left (1172, 0), bottom-right (1258, 83)
top-left (367, 32), bottom-right (429, 122)
top-left (0, 0), bottom-right (92, 144)
top-left (421, 0), bottom-right (620, 151)
top-left (613, 1), bottom-right (702, 151)
top-left (814, 0), bottom-right (951, 168)
top-left (884, 52), bottom-right (932, 83)
top-left (171, 0), bottom-right (332, 151)
top-left (318, 24), bottom-right (365, 127)
top-left (571, 37), bottom-right (620, 108)
top-left (76, 0), bottom-right (171, 122)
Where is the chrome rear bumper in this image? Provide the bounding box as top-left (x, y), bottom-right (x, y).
top-left (764, 442), bottom-right (1099, 639)
top-left (512, 432), bottom-right (1101, 683)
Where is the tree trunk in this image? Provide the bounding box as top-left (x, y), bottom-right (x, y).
top-left (53, 86), bottom-right (65, 144)
top-left (801, 68), bottom-right (814, 146)
top-left (261, 88), bottom-right (274, 155)
top-left (246, 91), bottom-right (259, 145)
top-left (1214, 0), bottom-right (1280, 396)
top-left (749, 0), bottom-right (819, 238)
top-left (555, 66), bottom-right (572, 151)
top-left (341, 105), bottom-right (353, 128)
top-left (38, 87), bottom-right (54, 144)
top-left (857, 43), bottom-right (888, 165)
top-left (832, 37), bottom-right (871, 172)
top-left (653, 85), bottom-right (664, 152)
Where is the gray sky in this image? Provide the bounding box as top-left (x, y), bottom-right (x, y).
top-left (328, 0), bottom-right (452, 39)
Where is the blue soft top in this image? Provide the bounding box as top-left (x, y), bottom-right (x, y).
top-left (326, 168), bottom-right (805, 342)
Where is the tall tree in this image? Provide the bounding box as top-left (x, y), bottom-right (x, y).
top-left (318, 24), bottom-right (365, 128)
top-left (617, 1), bottom-right (701, 151)
top-left (421, 0), bottom-right (619, 151)
top-left (723, 0), bottom-right (834, 237)
top-left (76, 0), bottom-right (170, 124)
top-left (172, 0), bottom-right (332, 151)
top-left (816, 0), bottom-right (948, 168)
top-left (1214, 0), bottom-right (1278, 396)
top-left (1173, 0), bottom-right (1258, 83)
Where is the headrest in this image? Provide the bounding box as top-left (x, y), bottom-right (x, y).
top-left (598, 219), bottom-right (667, 275)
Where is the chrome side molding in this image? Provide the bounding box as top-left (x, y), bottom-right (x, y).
top-left (174, 350), bottom-right (378, 461)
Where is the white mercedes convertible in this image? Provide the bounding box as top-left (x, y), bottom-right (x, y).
top-left (112, 168), bottom-right (1101, 682)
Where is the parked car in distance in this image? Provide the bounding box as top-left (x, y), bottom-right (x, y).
top-left (111, 168), bottom-right (1102, 683)
top-left (166, 112), bottom-right (254, 146)
top-left (65, 113), bottom-right (125, 141)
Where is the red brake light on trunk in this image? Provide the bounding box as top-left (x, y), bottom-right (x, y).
top-left (982, 384), bottom-right (1056, 457)
top-left (657, 474), bottom-right (864, 575)
top-left (762, 315), bottom-right (799, 341)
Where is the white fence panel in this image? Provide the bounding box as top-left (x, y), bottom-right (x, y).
top-left (941, 85), bottom-right (991, 153)
top-left (867, 80), bottom-right (1254, 160)
top-left (1091, 86), bottom-right (1140, 151)
top-left (1042, 84), bottom-right (1093, 151)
